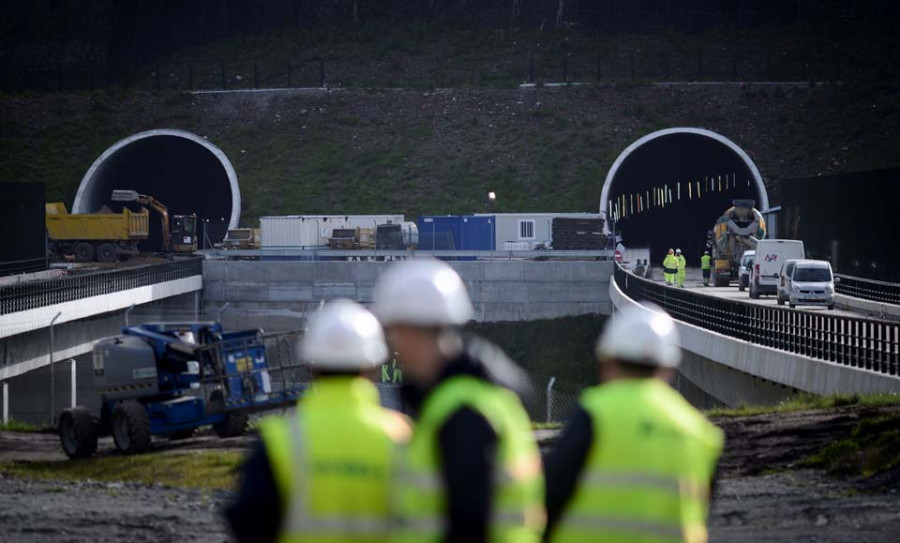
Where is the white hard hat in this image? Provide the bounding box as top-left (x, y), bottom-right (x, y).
top-left (595, 304), bottom-right (681, 368)
top-left (302, 299), bottom-right (388, 370)
top-left (373, 259), bottom-right (474, 327)
top-left (676, 248), bottom-right (682, 254)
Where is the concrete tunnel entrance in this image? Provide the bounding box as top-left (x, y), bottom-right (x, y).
top-left (600, 128), bottom-right (769, 264)
top-left (72, 129), bottom-right (240, 249)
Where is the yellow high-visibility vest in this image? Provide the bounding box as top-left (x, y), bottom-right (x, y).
top-left (261, 376), bottom-right (411, 543)
top-left (551, 379), bottom-right (723, 543)
top-left (393, 375), bottom-right (545, 543)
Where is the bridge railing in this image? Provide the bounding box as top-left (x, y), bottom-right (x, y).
top-left (0, 258), bottom-right (203, 315)
top-left (614, 263), bottom-right (900, 377)
top-left (834, 273), bottom-right (900, 306)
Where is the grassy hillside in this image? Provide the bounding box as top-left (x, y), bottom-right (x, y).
top-left (2, 81), bottom-right (897, 225)
top-left (1, 23), bottom-right (898, 223)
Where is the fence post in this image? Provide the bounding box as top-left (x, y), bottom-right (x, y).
top-left (527, 52), bottom-right (535, 84)
top-left (546, 376), bottom-right (556, 423)
top-left (216, 302), bottom-right (230, 323)
top-left (125, 303), bottom-right (136, 326)
top-left (70, 359), bottom-right (76, 409)
top-left (254, 59), bottom-right (259, 89)
top-left (2, 382), bottom-right (7, 425)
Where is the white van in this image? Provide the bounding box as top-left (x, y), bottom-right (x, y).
top-left (779, 260), bottom-right (837, 309)
top-left (750, 239), bottom-right (805, 298)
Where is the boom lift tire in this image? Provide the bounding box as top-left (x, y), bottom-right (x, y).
top-left (59, 406), bottom-right (99, 459)
top-left (74, 242), bottom-right (95, 263)
top-left (214, 412), bottom-right (249, 438)
top-left (96, 243), bottom-right (118, 263)
top-left (112, 401), bottom-right (152, 454)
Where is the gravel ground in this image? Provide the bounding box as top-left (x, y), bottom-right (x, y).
top-left (0, 475), bottom-right (231, 543)
top-left (1, 405), bottom-right (898, 542)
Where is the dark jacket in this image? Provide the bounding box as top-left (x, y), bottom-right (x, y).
top-left (400, 335), bottom-right (532, 543)
top-left (542, 400), bottom-right (720, 542)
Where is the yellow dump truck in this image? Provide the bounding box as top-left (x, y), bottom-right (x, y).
top-left (45, 202), bottom-right (149, 262)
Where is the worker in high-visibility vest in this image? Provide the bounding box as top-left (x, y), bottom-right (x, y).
top-left (225, 299), bottom-right (411, 543)
top-left (543, 304), bottom-right (724, 543)
top-left (676, 248), bottom-right (687, 288)
top-left (701, 251), bottom-right (712, 286)
top-left (373, 259), bottom-right (545, 543)
top-left (662, 249), bottom-right (678, 286)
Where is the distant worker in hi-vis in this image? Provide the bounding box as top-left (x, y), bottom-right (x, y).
top-left (543, 304), bottom-right (723, 543)
top-left (675, 249), bottom-right (687, 288)
top-left (374, 258), bottom-right (545, 543)
top-left (663, 249), bottom-right (678, 286)
top-left (226, 299), bottom-right (411, 543)
top-left (700, 251), bottom-right (712, 287)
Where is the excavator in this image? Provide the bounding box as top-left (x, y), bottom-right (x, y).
top-left (110, 190), bottom-right (197, 254)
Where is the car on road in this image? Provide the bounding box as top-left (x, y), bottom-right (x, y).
top-left (776, 259), bottom-right (800, 303)
top-left (778, 259), bottom-right (837, 310)
top-left (738, 250), bottom-right (755, 291)
top-left (750, 239), bottom-right (805, 299)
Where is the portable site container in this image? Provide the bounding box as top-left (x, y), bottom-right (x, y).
top-left (259, 215), bottom-right (404, 248)
top-left (417, 215), bottom-right (496, 251)
top-left (475, 213), bottom-right (602, 250)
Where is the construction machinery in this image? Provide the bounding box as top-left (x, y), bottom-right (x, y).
top-left (710, 199), bottom-right (766, 287)
top-left (221, 228), bottom-right (261, 250)
top-left (59, 322), bottom-right (308, 459)
top-left (46, 191), bottom-right (197, 262)
top-left (45, 202), bottom-right (150, 262)
top-left (110, 190), bottom-right (197, 254)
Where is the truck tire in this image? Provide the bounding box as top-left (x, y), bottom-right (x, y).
top-left (74, 242), bottom-right (95, 263)
top-left (96, 243), bottom-right (118, 263)
top-left (59, 406), bottom-right (98, 459)
top-left (112, 401), bottom-right (151, 454)
top-left (214, 412), bottom-right (249, 438)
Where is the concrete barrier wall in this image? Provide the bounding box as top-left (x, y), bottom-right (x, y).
top-left (835, 294), bottom-right (900, 320)
top-left (609, 276), bottom-right (900, 404)
top-left (203, 260), bottom-right (614, 329)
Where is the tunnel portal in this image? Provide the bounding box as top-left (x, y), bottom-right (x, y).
top-left (73, 129), bottom-right (240, 249)
top-left (601, 128), bottom-right (768, 264)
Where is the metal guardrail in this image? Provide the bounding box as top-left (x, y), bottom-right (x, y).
top-left (614, 263), bottom-right (900, 377)
top-left (0, 258), bottom-right (203, 315)
top-left (199, 248), bottom-right (614, 260)
top-left (834, 273), bottom-right (900, 306)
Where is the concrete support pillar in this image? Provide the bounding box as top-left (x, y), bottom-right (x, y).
top-left (2, 382), bottom-right (7, 424)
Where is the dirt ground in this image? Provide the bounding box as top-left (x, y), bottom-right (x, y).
top-left (1, 405), bottom-right (899, 542)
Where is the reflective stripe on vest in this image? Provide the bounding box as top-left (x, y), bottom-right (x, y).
top-left (551, 379), bottom-right (723, 543)
top-left (261, 377), bottom-right (408, 543)
top-left (283, 414), bottom-right (392, 537)
top-left (393, 375), bottom-right (545, 543)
